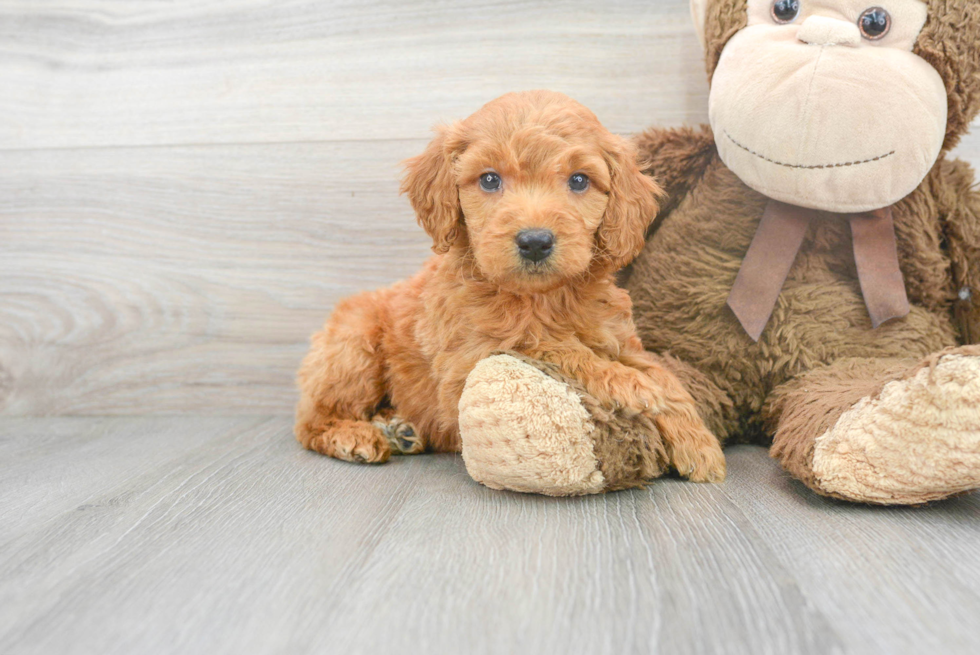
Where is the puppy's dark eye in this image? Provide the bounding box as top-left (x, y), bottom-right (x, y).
top-left (479, 172), bottom-right (502, 192)
top-left (568, 173), bottom-right (590, 193)
top-left (771, 0), bottom-right (800, 24)
top-left (858, 7), bottom-right (890, 40)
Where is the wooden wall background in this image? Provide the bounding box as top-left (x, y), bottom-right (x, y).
top-left (1, 0), bottom-right (978, 416)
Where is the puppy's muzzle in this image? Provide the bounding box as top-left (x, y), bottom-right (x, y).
top-left (516, 229), bottom-right (555, 263)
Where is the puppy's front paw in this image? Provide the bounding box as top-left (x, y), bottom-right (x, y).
top-left (602, 367), bottom-right (666, 416)
top-left (670, 439), bottom-right (726, 483)
top-left (656, 413), bottom-right (726, 483)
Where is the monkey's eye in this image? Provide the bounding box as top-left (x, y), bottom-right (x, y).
top-left (479, 172), bottom-right (502, 192)
top-left (771, 0), bottom-right (800, 24)
top-left (568, 173), bottom-right (590, 193)
top-left (858, 7), bottom-right (891, 40)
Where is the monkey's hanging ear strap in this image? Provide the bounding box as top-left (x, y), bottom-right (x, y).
top-left (727, 201), bottom-right (813, 341)
top-left (850, 207), bottom-right (911, 329)
top-left (728, 200), bottom-right (910, 342)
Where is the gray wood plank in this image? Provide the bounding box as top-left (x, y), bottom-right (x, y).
top-left (722, 447), bottom-right (980, 655)
top-left (0, 417), bottom-right (845, 655)
top-left (1, 0), bottom-right (977, 417)
top-left (5, 417), bottom-right (979, 655)
top-left (313, 462), bottom-right (841, 655)
top-left (0, 141), bottom-right (431, 416)
top-left (0, 416), bottom-right (268, 539)
top-left (0, 0), bottom-right (709, 150)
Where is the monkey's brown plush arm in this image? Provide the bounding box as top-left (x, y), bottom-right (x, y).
top-left (939, 159), bottom-right (980, 344)
top-left (632, 125), bottom-right (717, 228)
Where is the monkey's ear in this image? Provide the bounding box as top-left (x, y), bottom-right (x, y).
top-left (400, 123), bottom-right (467, 254)
top-left (690, 0), bottom-right (708, 49)
top-left (596, 136), bottom-right (664, 271)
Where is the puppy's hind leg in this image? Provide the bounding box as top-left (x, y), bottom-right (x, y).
top-left (372, 408), bottom-right (425, 455)
top-left (295, 291), bottom-right (392, 464)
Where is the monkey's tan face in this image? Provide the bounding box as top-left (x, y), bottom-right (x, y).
top-left (709, 0), bottom-right (946, 212)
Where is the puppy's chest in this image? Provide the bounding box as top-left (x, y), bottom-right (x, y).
top-left (433, 295), bottom-right (620, 354)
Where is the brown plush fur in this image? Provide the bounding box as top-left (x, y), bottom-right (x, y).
top-left (938, 158), bottom-right (980, 343)
top-left (703, 0), bottom-right (748, 81)
top-left (915, 1), bottom-right (980, 152)
top-left (295, 91), bottom-right (725, 482)
top-left (628, 1), bottom-right (980, 500)
top-left (631, 146), bottom-right (964, 439)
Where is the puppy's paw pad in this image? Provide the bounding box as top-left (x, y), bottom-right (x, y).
top-left (373, 415), bottom-right (425, 455)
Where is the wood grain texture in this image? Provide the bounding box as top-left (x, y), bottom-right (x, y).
top-left (955, 128), bottom-right (980, 167)
top-left (0, 141), bottom-right (431, 415)
top-left (1, 418), bottom-right (978, 655)
top-left (0, 0), bottom-right (978, 416)
top-left (722, 448), bottom-right (980, 655)
top-left (3, 4), bottom-right (979, 653)
top-left (0, 0), bottom-right (709, 150)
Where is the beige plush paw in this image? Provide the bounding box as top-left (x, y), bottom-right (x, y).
top-left (458, 355), bottom-right (606, 496)
top-left (812, 353), bottom-right (980, 504)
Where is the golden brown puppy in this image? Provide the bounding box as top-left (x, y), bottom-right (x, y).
top-left (295, 90), bottom-right (725, 482)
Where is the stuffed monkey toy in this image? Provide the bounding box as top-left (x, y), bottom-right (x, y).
top-left (461, 0), bottom-right (980, 504)
top-left (621, 0), bottom-right (980, 504)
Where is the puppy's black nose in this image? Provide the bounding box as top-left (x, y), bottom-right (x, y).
top-left (516, 229), bottom-right (555, 263)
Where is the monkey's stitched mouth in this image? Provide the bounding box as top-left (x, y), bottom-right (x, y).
top-left (725, 130), bottom-right (896, 170)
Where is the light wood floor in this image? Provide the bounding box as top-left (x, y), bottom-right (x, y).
top-left (3, 2), bottom-right (980, 653)
top-left (2, 417), bottom-right (979, 655)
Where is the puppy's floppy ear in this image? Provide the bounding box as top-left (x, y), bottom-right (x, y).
top-left (596, 135), bottom-right (664, 270)
top-left (401, 123), bottom-right (467, 254)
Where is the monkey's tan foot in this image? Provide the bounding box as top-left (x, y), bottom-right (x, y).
top-left (372, 413), bottom-right (425, 455)
top-left (812, 352), bottom-right (980, 504)
top-left (771, 348), bottom-right (980, 505)
top-left (458, 353), bottom-right (668, 496)
top-left (306, 420), bottom-right (391, 464)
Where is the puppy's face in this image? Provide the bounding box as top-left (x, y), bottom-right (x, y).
top-left (456, 117), bottom-right (613, 292)
top-left (402, 91), bottom-right (662, 294)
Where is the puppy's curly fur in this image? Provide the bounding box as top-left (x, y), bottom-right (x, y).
top-left (295, 90), bottom-right (725, 481)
